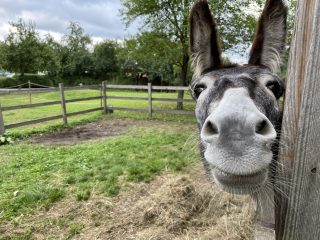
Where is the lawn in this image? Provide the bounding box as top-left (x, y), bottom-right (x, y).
top-left (0, 89), bottom-right (196, 138)
top-left (0, 90), bottom-right (254, 240)
top-left (0, 89), bottom-right (200, 239)
top-left (0, 121), bottom-right (197, 224)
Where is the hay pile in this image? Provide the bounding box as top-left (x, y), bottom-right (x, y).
top-left (103, 169), bottom-right (255, 240)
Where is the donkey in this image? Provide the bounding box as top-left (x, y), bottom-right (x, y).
top-left (189, 0), bottom-right (287, 197)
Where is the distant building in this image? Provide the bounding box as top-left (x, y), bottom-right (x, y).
top-left (0, 71), bottom-right (15, 78)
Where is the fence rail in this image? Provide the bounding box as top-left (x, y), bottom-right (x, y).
top-left (0, 82), bottom-right (194, 134)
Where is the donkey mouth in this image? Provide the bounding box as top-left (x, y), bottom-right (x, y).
top-left (212, 168), bottom-right (268, 194)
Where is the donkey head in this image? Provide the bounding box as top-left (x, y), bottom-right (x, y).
top-left (189, 0), bottom-right (287, 195)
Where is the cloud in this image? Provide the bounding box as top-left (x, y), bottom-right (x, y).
top-left (0, 0), bottom-right (138, 41)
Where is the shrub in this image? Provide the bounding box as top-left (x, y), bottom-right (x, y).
top-left (0, 132), bottom-right (14, 145)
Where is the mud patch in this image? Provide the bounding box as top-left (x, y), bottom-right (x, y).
top-left (29, 118), bottom-right (182, 146)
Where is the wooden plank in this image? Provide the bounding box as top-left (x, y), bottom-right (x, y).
top-left (67, 107), bottom-right (103, 117)
top-left (280, 0), bottom-right (320, 239)
top-left (2, 101), bottom-right (61, 111)
top-left (107, 96), bottom-right (149, 101)
top-left (106, 84), bottom-right (149, 90)
top-left (28, 81), bottom-right (31, 104)
top-left (0, 105), bottom-right (5, 134)
top-left (64, 85), bottom-right (100, 90)
top-left (102, 81), bottom-right (107, 114)
top-left (148, 83), bottom-right (152, 118)
top-left (66, 96), bottom-right (101, 103)
top-left (111, 107), bottom-right (148, 112)
top-left (5, 115), bottom-right (62, 129)
top-left (152, 97), bottom-right (194, 103)
top-left (152, 86), bottom-right (190, 91)
top-left (0, 88), bottom-right (57, 95)
top-left (276, 0), bottom-right (320, 238)
top-left (153, 109), bottom-right (194, 116)
top-left (59, 83), bottom-right (68, 125)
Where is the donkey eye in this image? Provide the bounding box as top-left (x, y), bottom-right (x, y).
top-left (266, 81), bottom-right (283, 99)
top-left (193, 84), bottom-right (207, 99)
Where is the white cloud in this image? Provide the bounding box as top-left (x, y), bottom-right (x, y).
top-left (0, 0), bottom-right (138, 41)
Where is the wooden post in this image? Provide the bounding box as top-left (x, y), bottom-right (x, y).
top-left (148, 83), bottom-right (152, 118)
top-left (59, 83), bottom-right (68, 125)
top-left (0, 105), bottom-right (5, 135)
top-left (28, 81), bottom-right (31, 104)
top-left (100, 87), bottom-right (103, 108)
top-left (276, 0), bottom-right (320, 239)
top-left (102, 81), bottom-right (107, 114)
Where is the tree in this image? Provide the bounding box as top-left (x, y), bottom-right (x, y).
top-left (60, 22), bottom-right (92, 78)
top-left (93, 40), bottom-right (119, 80)
top-left (39, 34), bottom-right (61, 79)
top-left (121, 0), bottom-right (263, 109)
top-left (2, 19), bottom-right (43, 77)
top-left (118, 31), bottom-right (180, 85)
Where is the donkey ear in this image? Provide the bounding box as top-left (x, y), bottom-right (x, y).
top-left (249, 0), bottom-right (288, 73)
top-left (189, 0), bottom-right (222, 77)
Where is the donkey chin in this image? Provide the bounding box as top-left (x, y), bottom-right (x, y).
top-left (204, 146), bottom-right (274, 195)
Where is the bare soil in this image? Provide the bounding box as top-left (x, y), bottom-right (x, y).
top-left (29, 118), bottom-right (185, 146)
top-left (2, 165), bottom-right (254, 240)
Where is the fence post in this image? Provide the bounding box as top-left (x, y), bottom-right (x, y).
top-left (100, 87), bottom-right (103, 108)
top-left (148, 83), bottom-right (152, 118)
top-left (102, 81), bottom-right (107, 114)
top-left (59, 83), bottom-right (68, 125)
top-left (28, 81), bottom-right (31, 104)
top-left (0, 105), bottom-right (5, 135)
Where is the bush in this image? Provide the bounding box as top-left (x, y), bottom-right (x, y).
top-left (0, 132), bottom-right (14, 145)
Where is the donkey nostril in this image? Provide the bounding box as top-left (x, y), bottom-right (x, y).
top-left (255, 120), bottom-right (269, 135)
top-left (204, 121), bottom-right (219, 136)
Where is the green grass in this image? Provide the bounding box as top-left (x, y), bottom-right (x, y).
top-left (0, 89), bottom-right (196, 138)
top-left (0, 124), bottom-right (196, 223)
top-left (0, 89), bottom-right (198, 239)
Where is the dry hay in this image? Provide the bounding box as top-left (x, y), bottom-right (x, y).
top-left (100, 166), bottom-right (255, 240)
top-left (2, 165), bottom-right (255, 239)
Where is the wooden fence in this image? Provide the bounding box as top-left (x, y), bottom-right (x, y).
top-left (274, 0), bottom-right (320, 239)
top-left (0, 82), bottom-right (194, 134)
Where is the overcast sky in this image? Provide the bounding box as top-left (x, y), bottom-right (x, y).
top-left (0, 0), bottom-right (139, 43)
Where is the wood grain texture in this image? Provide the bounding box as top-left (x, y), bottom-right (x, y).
top-left (102, 81), bottom-right (107, 114)
top-left (5, 115), bottom-right (62, 129)
top-left (148, 83), bottom-right (152, 118)
top-left (59, 83), bottom-right (68, 125)
top-left (276, 0), bottom-right (320, 239)
top-left (0, 106), bottom-right (5, 134)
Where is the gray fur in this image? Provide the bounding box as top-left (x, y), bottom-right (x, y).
top-left (189, 0), bottom-right (287, 195)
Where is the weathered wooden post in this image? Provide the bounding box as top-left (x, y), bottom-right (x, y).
top-left (59, 83), bottom-right (68, 125)
top-left (0, 105), bottom-right (5, 135)
top-left (28, 81), bottom-right (31, 104)
top-left (102, 81), bottom-right (107, 114)
top-left (148, 83), bottom-right (152, 118)
top-left (275, 0), bottom-right (320, 239)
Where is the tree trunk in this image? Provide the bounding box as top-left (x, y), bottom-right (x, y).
top-left (177, 53), bottom-right (189, 110)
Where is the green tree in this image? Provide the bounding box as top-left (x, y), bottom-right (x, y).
top-left (93, 40), bottom-right (119, 80)
top-left (60, 22), bottom-right (92, 78)
top-left (121, 0), bottom-right (263, 109)
top-left (2, 19), bottom-right (43, 77)
top-left (39, 34), bottom-right (61, 78)
top-left (118, 31), bottom-right (180, 85)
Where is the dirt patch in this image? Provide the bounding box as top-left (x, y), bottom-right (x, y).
top-left (29, 118), bottom-right (190, 146)
top-left (2, 165), bottom-right (254, 239)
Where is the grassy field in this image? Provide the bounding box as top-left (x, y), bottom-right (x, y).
top-left (0, 90), bottom-right (201, 239)
top-left (0, 89), bottom-right (196, 138)
top-left (0, 122), bottom-right (196, 221)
